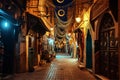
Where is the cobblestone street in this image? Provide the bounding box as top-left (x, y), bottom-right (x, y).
top-left (14, 54), bottom-right (96, 80)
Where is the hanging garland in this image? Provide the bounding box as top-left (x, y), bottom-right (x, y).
top-left (55, 35), bottom-right (65, 42)
top-left (55, 22), bottom-right (66, 37)
top-left (55, 11), bottom-right (73, 24)
top-left (55, 11), bottom-right (73, 28)
top-left (54, 27), bottom-right (66, 41)
top-left (55, 28), bottom-right (66, 38)
top-left (55, 26), bottom-right (66, 36)
top-left (53, 0), bottom-right (75, 42)
top-left (56, 34), bottom-right (63, 39)
top-left (54, 10), bottom-right (73, 41)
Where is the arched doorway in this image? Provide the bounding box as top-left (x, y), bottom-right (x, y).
top-left (86, 30), bottom-right (92, 69)
top-left (0, 21), bottom-right (17, 77)
top-left (98, 13), bottom-right (118, 79)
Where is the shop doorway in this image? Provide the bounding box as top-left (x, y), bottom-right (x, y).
top-left (98, 13), bottom-right (118, 79)
top-left (86, 30), bottom-right (92, 69)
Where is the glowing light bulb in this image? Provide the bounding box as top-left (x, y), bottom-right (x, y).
top-left (75, 17), bottom-right (81, 23)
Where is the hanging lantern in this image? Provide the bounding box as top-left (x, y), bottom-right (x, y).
top-left (58, 9), bottom-right (65, 17)
top-left (57, 0), bottom-right (64, 3)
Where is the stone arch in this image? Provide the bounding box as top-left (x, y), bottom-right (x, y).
top-left (96, 12), bottom-right (118, 79)
top-left (95, 11), bottom-right (117, 40)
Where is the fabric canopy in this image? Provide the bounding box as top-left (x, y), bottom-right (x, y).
top-left (26, 12), bottom-right (50, 35)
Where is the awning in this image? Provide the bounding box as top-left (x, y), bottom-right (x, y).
top-left (26, 12), bottom-right (50, 35)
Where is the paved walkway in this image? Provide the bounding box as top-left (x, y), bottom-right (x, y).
top-left (14, 53), bottom-right (96, 80)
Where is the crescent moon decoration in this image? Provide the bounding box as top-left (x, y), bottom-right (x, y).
top-left (58, 9), bottom-right (65, 17)
top-left (57, 0), bottom-right (64, 3)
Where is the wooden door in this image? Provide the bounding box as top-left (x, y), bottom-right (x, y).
top-left (99, 13), bottom-right (118, 79)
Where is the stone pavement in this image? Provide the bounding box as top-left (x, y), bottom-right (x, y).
top-left (13, 53), bottom-right (97, 80)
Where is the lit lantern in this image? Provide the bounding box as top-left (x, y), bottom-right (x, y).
top-left (75, 17), bottom-right (81, 23)
top-left (1, 20), bottom-right (10, 29)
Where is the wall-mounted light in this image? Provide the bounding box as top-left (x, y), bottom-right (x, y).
top-left (0, 9), bottom-right (20, 26)
top-left (75, 17), bottom-right (81, 23)
top-left (50, 28), bottom-right (53, 31)
top-left (1, 20), bottom-right (10, 30)
top-left (4, 21), bottom-right (8, 27)
top-left (68, 33), bottom-right (71, 36)
top-left (46, 32), bottom-right (49, 36)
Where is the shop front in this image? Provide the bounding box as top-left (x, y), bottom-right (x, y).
top-left (24, 13), bottom-right (50, 72)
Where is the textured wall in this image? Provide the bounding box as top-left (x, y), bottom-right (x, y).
top-left (118, 0), bottom-right (120, 79)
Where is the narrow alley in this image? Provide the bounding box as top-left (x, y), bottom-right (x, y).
top-left (0, 0), bottom-right (119, 80)
top-left (14, 53), bottom-right (96, 80)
